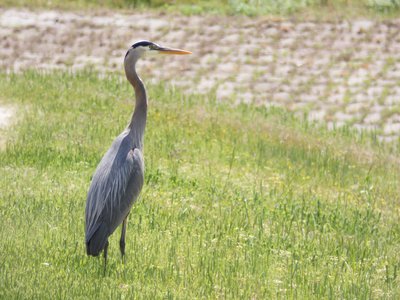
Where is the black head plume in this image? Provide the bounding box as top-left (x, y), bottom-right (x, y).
top-left (131, 40), bottom-right (154, 48)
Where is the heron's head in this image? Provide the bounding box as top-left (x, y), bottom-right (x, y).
top-left (124, 40), bottom-right (191, 67)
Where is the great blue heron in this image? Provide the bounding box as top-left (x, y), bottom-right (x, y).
top-left (85, 41), bottom-right (191, 271)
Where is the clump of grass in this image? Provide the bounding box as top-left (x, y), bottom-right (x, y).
top-left (0, 70), bottom-right (399, 299)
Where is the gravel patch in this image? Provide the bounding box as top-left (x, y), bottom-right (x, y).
top-left (0, 106), bottom-right (14, 129)
top-left (0, 105), bottom-right (15, 148)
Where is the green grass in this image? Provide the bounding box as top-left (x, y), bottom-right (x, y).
top-left (0, 70), bottom-right (400, 299)
top-left (1, 0), bottom-right (400, 18)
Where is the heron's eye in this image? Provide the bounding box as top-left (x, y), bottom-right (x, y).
top-left (149, 45), bottom-right (156, 50)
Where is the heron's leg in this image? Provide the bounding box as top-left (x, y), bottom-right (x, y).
top-left (103, 240), bottom-right (109, 275)
top-left (120, 217), bottom-right (127, 263)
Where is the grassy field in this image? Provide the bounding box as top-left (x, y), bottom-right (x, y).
top-left (0, 70), bottom-right (399, 298)
top-left (1, 0), bottom-right (400, 17)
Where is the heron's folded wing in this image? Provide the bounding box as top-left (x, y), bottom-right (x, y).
top-left (107, 148), bottom-right (144, 232)
top-left (85, 148), bottom-right (144, 242)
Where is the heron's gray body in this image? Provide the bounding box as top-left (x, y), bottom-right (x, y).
top-left (84, 40), bottom-right (190, 269)
top-left (85, 130), bottom-right (144, 255)
top-left (85, 43), bottom-right (147, 258)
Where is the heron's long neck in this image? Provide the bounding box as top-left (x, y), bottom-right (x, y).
top-left (126, 65), bottom-right (147, 150)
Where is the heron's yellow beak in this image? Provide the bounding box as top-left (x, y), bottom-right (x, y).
top-left (156, 46), bottom-right (192, 55)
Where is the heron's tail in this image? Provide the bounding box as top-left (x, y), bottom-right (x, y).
top-left (86, 223), bottom-right (109, 256)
